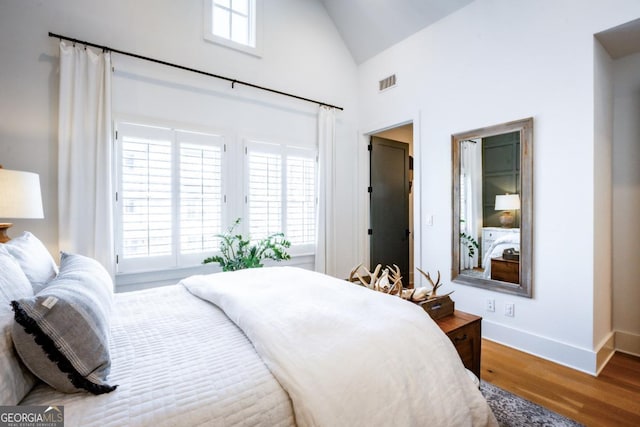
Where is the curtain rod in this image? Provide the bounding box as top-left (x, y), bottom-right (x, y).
top-left (48, 32), bottom-right (344, 111)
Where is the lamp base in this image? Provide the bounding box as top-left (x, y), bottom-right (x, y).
top-left (499, 212), bottom-right (514, 228)
top-left (0, 223), bottom-right (13, 243)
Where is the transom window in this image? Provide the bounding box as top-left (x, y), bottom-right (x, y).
top-left (204, 0), bottom-right (259, 55)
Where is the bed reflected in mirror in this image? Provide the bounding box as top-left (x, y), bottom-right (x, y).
top-left (451, 118), bottom-right (533, 297)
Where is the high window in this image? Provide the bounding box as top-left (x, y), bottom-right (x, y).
top-left (204, 0), bottom-right (259, 55)
top-left (115, 121), bottom-right (316, 275)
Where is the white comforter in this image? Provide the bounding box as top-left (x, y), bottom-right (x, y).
top-left (182, 267), bottom-right (497, 427)
top-left (482, 234), bottom-right (520, 279)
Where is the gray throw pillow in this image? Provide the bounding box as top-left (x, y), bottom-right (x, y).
top-left (11, 252), bottom-right (116, 394)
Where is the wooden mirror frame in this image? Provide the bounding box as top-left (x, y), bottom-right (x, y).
top-left (451, 117), bottom-right (533, 297)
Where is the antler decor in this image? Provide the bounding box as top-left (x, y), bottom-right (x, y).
top-left (416, 268), bottom-right (454, 301)
top-left (349, 263), bottom-right (403, 296)
top-left (417, 268), bottom-right (439, 297)
top-left (348, 264), bottom-right (451, 303)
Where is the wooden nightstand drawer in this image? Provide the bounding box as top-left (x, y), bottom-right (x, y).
top-left (435, 310), bottom-right (482, 379)
top-left (447, 322), bottom-right (479, 372)
top-left (491, 257), bottom-right (519, 284)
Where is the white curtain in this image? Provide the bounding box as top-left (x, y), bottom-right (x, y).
top-left (460, 140), bottom-right (482, 270)
top-left (315, 106), bottom-right (336, 275)
top-left (58, 42), bottom-right (114, 276)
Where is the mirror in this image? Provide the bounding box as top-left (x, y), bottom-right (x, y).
top-left (451, 118), bottom-right (533, 297)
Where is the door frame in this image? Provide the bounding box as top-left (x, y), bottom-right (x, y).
top-left (357, 112), bottom-right (423, 287)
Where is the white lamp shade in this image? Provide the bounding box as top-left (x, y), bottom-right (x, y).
top-left (495, 194), bottom-right (520, 211)
top-left (0, 169), bottom-right (44, 219)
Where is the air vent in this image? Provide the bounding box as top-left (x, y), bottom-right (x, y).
top-left (378, 74), bottom-right (397, 92)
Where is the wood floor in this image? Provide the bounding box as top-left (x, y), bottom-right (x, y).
top-left (482, 339), bottom-right (640, 426)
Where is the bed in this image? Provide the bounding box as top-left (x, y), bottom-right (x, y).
top-left (481, 233), bottom-right (520, 279)
top-left (1, 232), bottom-right (497, 426)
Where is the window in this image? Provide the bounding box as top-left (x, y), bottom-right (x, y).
top-left (247, 147), bottom-right (282, 240)
top-left (116, 123), bottom-right (225, 273)
top-left (115, 121), bottom-right (317, 275)
top-left (286, 154), bottom-right (316, 246)
top-left (178, 134), bottom-right (224, 258)
top-left (204, 0), bottom-right (260, 55)
top-left (119, 125), bottom-right (173, 263)
top-left (245, 141), bottom-right (316, 254)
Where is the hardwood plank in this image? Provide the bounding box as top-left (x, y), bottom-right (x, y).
top-left (482, 339), bottom-right (640, 427)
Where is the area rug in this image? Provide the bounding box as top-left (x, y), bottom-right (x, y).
top-left (480, 381), bottom-right (584, 427)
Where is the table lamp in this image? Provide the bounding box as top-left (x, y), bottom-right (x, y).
top-left (495, 193), bottom-right (520, 228)
top-left (0, 167), bottom-right (44, 243)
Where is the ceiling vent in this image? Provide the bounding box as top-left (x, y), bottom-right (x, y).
top-left (378, 74), bottom-right (397, 92)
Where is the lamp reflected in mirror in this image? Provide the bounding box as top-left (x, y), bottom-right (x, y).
top-left (495, 194), bottom-right (520, 228)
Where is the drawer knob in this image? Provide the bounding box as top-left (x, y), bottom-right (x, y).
top-left (453, 334), bottom-right (468, 343)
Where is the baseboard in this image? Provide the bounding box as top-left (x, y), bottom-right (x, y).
top-left (595, 332), bottom-right (615, 375)
top-left (483, 320), bottom-right (598, 375)
top-left (615, 330), bottom-right (640, 357)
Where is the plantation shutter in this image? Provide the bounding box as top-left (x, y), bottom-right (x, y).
top-left (116, 123), bottom-right (318, 275)
top-left (286, 152), bottom-right (316, 246)
top-left (246, 143), bottom-right (282, 241)
top-left (118, 124), bottom-right (174, 268)
top-left (178, 131), bottom-right (224, 259)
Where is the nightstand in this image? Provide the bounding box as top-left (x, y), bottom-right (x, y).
top-left (491, 257), bottom-right (519, 284)
top-left (435, 310), bottom-right (482, 379)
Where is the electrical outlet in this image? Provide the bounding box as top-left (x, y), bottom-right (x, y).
top-left (486, 298), bottom-right (495, 312)
top-left (504, 303), bottom-right (515, 317)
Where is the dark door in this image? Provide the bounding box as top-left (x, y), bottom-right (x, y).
top-left (370, 136), bottom-right (410, 282)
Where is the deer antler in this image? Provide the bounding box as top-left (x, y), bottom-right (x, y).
top-left (349, 263), bottom-right (362, 283)
top-left (367, 264), bottom-right (382, 290)
top-left (350, 263), bottom-right (409, 298)
top-left (350, 264), bottom-right (383, 290)
top-left (349, 263), bottom-right (372, 289)
top-left (387, 264), bottom-right (403, 295)
top-left (416, 268), bottom-right (442, 298)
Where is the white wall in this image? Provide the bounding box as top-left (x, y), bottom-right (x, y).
top-left (612, 51), bottom-right (640, 357)
top-left (0, 0), bottom-right (361, 280)
top-left (357, 0), bottom-right (640, 374)
top-left (593, 39), bottom-right (614, 368)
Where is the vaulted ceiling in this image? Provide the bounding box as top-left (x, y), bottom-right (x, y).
top-left (319, 0), bottom-right (475, 64)
top-left (595, 17), bottom-right (640, 59)
top-left (319, 1), bottom-right (640, 64)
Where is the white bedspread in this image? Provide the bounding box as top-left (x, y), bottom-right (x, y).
top-left (182, 267), bottom-right (497, 427)
top-left (482, 234), bottom-right (520, 279)
top-left (21, 285), bottom-right (295, 427)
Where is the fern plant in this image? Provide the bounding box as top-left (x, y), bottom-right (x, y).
top-left (459, 219), bottom-right (479, 259)
top-left (203, 218), bottom-right (291, 271)
top-left (460, 231), bottom-right (480, 258)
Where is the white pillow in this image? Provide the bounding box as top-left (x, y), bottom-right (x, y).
top-left (0, 246), bottom-right (37, 405)
top-left (3, 232), bottom-right (58, 292)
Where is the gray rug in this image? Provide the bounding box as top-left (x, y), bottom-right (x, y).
top-left (481, 381), bottom-right (584, 427)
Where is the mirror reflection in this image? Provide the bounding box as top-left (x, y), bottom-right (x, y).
top-left (452, 118), bottom-right (533, 297)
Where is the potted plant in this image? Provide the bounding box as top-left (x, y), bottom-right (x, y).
top-left (203, 218), bottom-right (291, 271)
top-left (459, 219), bottom-right (479, 259)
